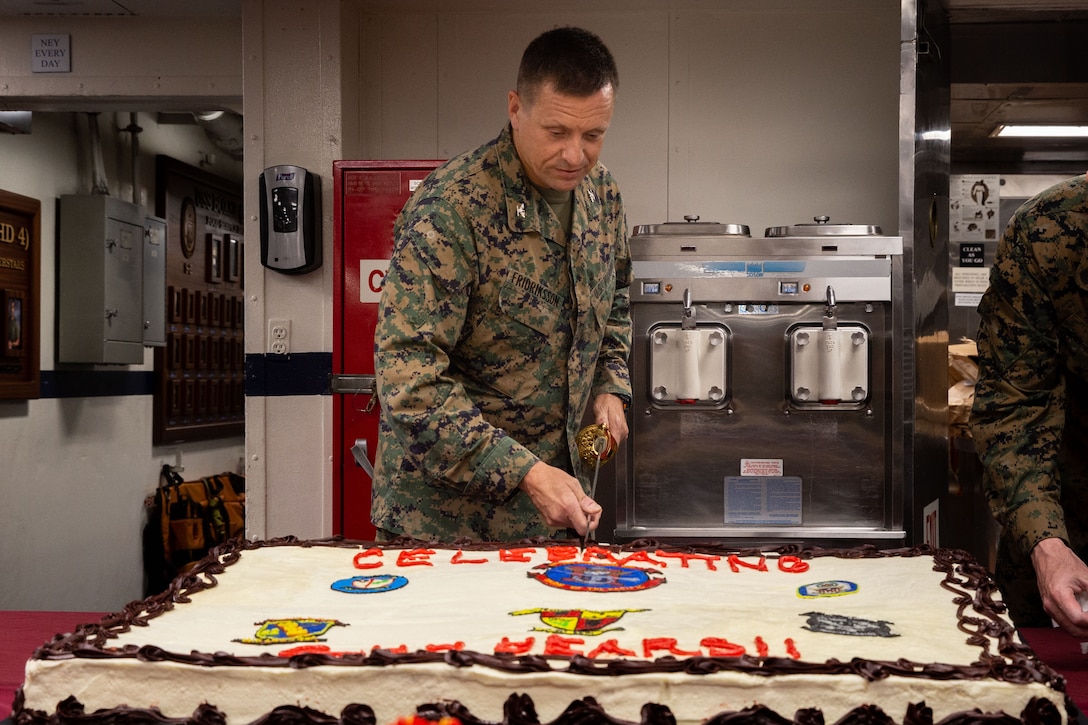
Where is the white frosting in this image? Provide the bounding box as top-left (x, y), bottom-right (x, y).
top-left (19, 543), bottom-right (1067, 724)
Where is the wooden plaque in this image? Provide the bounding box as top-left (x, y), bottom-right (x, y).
top-left (0, 189), bottom-right (41, 399)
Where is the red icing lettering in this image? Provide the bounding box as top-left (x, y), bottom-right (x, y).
top-left (727, 555), bottom-right (768, 573)
top-left (643, 638), bottom-right (701, 658)
top-left (755, 636), bottom-right (769, 657)
top-left (699, 637), bottom-right (746, 657)
top-left (785, 638), bottom-right (801, 659)
top-left (613, 550), bottom-right (667, 567)
top-left (425, 642), bottom-right (464, 652)
top-left (451, 550), bottom-right (488, 564)
top-left (546, 546), bottom-right (579, 563)
top-left (653, 550), bottom-right (720, 570)
top-left (494, 637), bottom-right (535, 654)
top-left (777, 556), bottom-right (810, 574)
top-left (395, 717), bottom-right (459, 725)
top-left (277, 644), bottom-right (332, 658)
top-left (352, 548), bottom-right (383, 569)
top-left (543, 634), bottom-right (584, 656)
top-left (499, 548), bottom-right (535, 562)
top-left (396, 549), bottom-right (435, 566)
top-left (587, 639), bottom-right (638, 658)
top-left (583, 546), bottom-right (618, 562)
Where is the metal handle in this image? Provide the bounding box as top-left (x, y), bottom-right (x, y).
top-left (823, 285), bottom-right (837, 323)
top-left (350, 438), bottom-right (374, 479)
top-left (681, 288), bottom-right (696, 329)
top-left (329, 374), bottom-right (376, 395)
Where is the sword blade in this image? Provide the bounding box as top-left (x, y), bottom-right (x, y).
top-left (583, 434), bottom-right (608, 549)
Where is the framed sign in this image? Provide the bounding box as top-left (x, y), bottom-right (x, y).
top-left (0, 189), bottom-right (40, 398)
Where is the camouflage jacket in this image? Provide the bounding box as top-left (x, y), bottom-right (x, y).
top-left (372, 124), bottom-right (632, 540)
top-left (971, 173), bottom-right (1088, 557)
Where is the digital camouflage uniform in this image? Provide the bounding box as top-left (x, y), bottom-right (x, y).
top-left (372, 124), bottom-right (632, 541)
top-left (971, 173), bottom-right (1088, 627)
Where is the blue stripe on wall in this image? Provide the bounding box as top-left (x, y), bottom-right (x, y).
top-left (40, 369), bottom-right (155, 398)
top-left (36, 352), bottom-right (333, 399)
top-left (245, 352), bottom-right (332, 396)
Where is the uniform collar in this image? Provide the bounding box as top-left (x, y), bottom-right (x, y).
top-left (497, 124), bottom-right (599, 241)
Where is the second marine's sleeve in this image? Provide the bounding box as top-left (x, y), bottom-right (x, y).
top-left (375, 195), bottom-right (538, 502)
top-left (970, 212), bottom-right (1069, 554)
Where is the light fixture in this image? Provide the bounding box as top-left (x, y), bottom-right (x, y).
top-left (0, 111), bottom-right (31, 134)
top-left (991, 124), bottom-right (1088, 138)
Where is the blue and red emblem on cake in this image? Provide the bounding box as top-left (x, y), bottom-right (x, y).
top-left (529, 562), bottom-right (665, 592)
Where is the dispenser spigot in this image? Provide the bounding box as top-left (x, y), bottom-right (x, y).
top-left (682, 288), bottom-right (696, 329)
top-left (823, 285), bottom-right (837, 328)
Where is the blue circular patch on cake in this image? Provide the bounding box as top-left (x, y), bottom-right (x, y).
top-left (531, 563), bottom-right (665, 592)
top-left (331, 574), bottom-right (409, 594)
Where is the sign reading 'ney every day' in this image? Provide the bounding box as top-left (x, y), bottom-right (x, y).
top-left (31, 34), bottom-right (71, 73)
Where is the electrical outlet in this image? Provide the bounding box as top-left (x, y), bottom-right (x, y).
top-left (268, 318), bottom-right (291, 355)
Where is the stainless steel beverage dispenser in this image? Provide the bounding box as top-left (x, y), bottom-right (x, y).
top-left (616, 217), bottom-right (905, 546)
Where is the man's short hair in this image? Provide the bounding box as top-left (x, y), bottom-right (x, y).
top-left (517, 26), bottom-right (618, 105)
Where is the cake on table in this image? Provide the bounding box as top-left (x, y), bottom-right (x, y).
top-left (13, 537), bottom-right (1071, 725)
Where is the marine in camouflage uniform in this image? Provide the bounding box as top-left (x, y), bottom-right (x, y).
top-left (372, 123), bottom-right (632, 541)
top-left (971, 173), bottom-right (1088, 627)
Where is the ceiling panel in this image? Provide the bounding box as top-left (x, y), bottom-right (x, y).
top-left (0, 0), bottom-right (239, 15)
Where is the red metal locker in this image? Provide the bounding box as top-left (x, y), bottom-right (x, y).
top-left (332, 160), bottom-right (442, 539)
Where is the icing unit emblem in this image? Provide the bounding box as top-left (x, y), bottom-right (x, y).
top-left (800, 612), bottom-right (898, 638)
top-left (530, 563), bottom-right (665, 592)
top-left (797, 580), bottom-right (859, 598)
top-left (331, 574), bottom-right (409, 593)
top-left (509, 607), bottom-right (647, 635)
top-left (235, 618), bottom-right (346, 645)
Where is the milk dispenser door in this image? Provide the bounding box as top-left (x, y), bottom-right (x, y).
top-left (647, 289), bottom-right (730, 407)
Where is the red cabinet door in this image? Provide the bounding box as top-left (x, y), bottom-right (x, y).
top-left (332, 160), bottom-right (442, 539)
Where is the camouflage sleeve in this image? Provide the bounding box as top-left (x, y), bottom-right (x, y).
top-left (591, 195), bottom-right (633, 403)
top-left (376, 196), bottom-right (538, 502)
top-left (970, 212), bottom-right (1069, 555)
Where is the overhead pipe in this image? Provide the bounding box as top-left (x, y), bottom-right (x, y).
top-left (123, 112), bottom-right (143, 205)
top-left (85, 112), bottom-right (109, 195)
top-left (193, 110), bottom-right (244, 161)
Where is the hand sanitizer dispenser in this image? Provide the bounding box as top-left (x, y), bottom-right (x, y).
top-left (259, 165), bottom-right (321, 274)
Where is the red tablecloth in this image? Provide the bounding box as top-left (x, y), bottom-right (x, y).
top-left (3, 615), bottom-right (1087, 720)
top-left (1, 611), bottom-right (107, 720)
top-left (1020, 627), bottom-right (1088, 715)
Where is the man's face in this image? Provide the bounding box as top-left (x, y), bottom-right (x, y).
top-left (508, 82), bottom-right (614, 192)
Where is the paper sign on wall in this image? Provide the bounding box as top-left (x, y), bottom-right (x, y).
top-left (950, 175), bottom-right (1000, 242)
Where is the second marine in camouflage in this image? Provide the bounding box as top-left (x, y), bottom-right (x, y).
top-left (972, 172), bottom-right (1088, 635)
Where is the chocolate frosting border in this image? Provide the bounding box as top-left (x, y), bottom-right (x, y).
top-left (22, 537), bottom-right (1069, 693)
top-left (10, 692), bottom-right (1069, 725)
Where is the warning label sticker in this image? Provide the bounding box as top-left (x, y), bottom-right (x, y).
top-left (740, 458), bottom-right (784, 477)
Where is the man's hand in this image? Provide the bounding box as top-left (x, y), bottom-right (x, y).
top-left (591, 393), bottom-right (628, 443)
top-left (519, 461), bottom-right (601, 536)
top-left (1031, 537), bottom-right (1088, 636)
